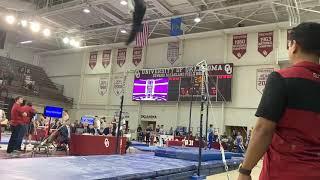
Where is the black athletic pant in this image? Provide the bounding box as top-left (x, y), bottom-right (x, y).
top-left (7, 124), bottom-right (25, 153)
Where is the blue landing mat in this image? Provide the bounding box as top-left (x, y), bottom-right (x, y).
top-left (134, 145), bottom-right (158, 152)
top-left (0, 153), bottom-right (243, 180)
top-left (131, 141), bottom-right (149, 147)
top-left (155, 147), bottom-right (242, 161)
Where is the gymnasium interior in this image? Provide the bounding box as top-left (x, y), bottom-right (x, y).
top-left (0, 0), bottom-right (319, 180)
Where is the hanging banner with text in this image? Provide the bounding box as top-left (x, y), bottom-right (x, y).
top-left (102, 50), bottom-right (111, 68)
top-left (98, 78), bottom-right (108, 96)
top-left (132, 47), bottom-right (143, 66)
top-left (167, 42), bottom-right (180, 65)
top-left (256, 68), bottom-right (274, 94)
top-left (232, 34), bottom-right (247, 59)
top-left (113, 76), bottom-right (124, 96)
top-left (117, 48), bottom-right (127, 67)
top-left (89, 51), bottom-right (98, 70)
top-left (258, 31), bottom-right (273, 57)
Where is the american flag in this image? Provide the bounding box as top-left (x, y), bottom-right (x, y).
top-left (136, 23), bottom-right (149, 47)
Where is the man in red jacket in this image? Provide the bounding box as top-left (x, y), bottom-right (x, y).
top-left (237, 22), bottom-right (320, 180)
top-left (7, 96), bottom-right (27, 153)
top-left (20, 101), bottom-right (36, 150)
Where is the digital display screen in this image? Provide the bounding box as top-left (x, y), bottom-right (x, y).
top-left (132, 78), bottom-right (169, 101)
top-left (44, 106), bottom-right (63, 118)
top-left (81, 116), bottom-right (95, 125)
top-left (133, 63), bottom-right (233, 102)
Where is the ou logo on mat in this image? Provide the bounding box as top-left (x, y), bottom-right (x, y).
top-left (104, 138), bottom-right (110, 148)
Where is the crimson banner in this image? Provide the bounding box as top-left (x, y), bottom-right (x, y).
top-left (102, 50), bottom-right (111, 68)
top-left (132, 47), bottom-right (142, 66)
top-left (232, 34), bottom-right (247, 59)
top-left (89, 51), bottom-right (98, 70)
top-left (117, 48), bottom-right (127, 67)
top-left (258, 31), bottom-right (273, 57)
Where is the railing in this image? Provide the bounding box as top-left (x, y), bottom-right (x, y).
top-left (35, 0), bottom-right (75, 9)
top-left (0, 82), bottom-right (73, 105)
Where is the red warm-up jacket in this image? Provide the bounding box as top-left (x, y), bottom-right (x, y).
top-left (21, 105), bottom-right (35, 125)
top-left (10, 103), bottom-right (24, 126)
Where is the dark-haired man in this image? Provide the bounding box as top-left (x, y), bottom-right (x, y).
top-left (7, 96), bottom-right (27, 153)
top-left (238, 22), bottom-right (320, 180)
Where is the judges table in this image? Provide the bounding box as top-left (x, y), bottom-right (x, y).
top-left (70, 134), bottom-right (127, 156)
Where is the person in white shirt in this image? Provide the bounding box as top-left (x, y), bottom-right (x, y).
top-left (0, 108), bottom-right (6, 148)
top-left (95, 117), bottom-right (101, 130)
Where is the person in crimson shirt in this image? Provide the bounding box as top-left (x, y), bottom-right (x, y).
top-left (238, 22), bottom-right (320, 180)
top-left (7, 96), bottom-right (27, 153)
top-left (20, 101), bottom-right (36, 149)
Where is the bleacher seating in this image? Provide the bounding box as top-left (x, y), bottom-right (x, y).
top-left (0, 56), bottom-right (73, 105)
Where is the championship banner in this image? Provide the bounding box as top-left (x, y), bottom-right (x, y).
top-left (256, 68), bottom-right (274, 94)
top-left (132, 47), bottom-right (143, 66)
top-left (102, 50), bottom-right (111, 68)
top-left (287, 29), bottom-right (292, 50)
top-left (117, 48), bottom-right (127, 67)
top-left (167, 42), bottom-right (180, 65)
top-left (113, 76), bottom-right (124, 96)
top-left (258, 31), bottom-right (273, 57)
top-left (89, 51), bottom-right (98, 70)
top-left (98, 78), bottom-right (108, 96)
top-left (232, 34), bottom-right (247, 59)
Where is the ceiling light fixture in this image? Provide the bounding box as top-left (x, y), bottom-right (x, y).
top-left (5, 15), bottom-right (16, 25)
top-left (43, 28), bottom-right (51, 37)
top-left (20, 40), bottom-right (32, 44)
top-left (73, 41), bottom-right (80, 47)
top-left (69, 39), bottom-right (76, 46)
top-left (120, 0), bottom-right (128, 5)
top-left (120, 29), bottom-right (127, 33)
top-left (63, 37), bottom-right (70, 44)
top-left (30, 22), bottom-right (41, 32)
top-left (194, 17), bottom-right (201, 23)
top-left (21, 20), bottom-right (28, 27)
top-left (83, 8), bottom-right (90, 13)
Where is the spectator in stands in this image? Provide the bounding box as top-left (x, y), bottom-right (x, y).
top-left (145, 126), bottom-right (153, 145)
top-left (70, 123), bottom-right (76, 134)
top-left (0, 108), bottom-right (7, 149)
top-left (207, 125), bottom-right (214, 149)
top-left (137, 124), bottom-right (142, 142)
top-left (52, 119), bottom-right (60, 129)
top-left (111, 118), bottom-right (117, 136)
top-left (235, 132), bottom-right (244, 153)
top-left (169, 127), bottom-right (173, 135)
top-left (101, 124), bottom-right (110, 136)
top-left (81, 122), bottom-right (89, 134)
top-left (207, 124), bottom-right (213, 138)
top-left (213, 129), bottom-right (219, 142)
top-left (100, 117), bottom-right (106, 129)
top-left (21, 101), bottom-right (36, 149)
top-left (95, 116), bottom-right (101, 129)
top-left (61, 110), bottom-right (70, 123)
top-left (159, 125), bottom-right (165, 135)
top-left (7, 96), bottom-right (27, 153)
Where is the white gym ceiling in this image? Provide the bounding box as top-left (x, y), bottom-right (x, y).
top-left (0, 0), bottom-right (320, 52)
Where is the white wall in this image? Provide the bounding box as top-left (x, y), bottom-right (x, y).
top-left (40, 25), bottom-right (292, 134)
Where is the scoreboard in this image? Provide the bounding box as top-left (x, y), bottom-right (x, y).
top-left (133, 63), bottom-right (233, 102)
